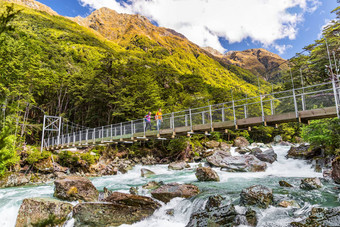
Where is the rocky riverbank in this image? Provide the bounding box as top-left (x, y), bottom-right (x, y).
top-left (1, 136), bottom-right (340, 188)
top-left (7, 137), bottom-right (340, 227)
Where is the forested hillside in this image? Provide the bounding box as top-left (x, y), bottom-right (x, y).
top-left (0, 1), bottom-right (270, 132)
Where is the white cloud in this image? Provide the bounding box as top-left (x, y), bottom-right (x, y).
top-left (272, 44), bottom-right (293, 55)
top-left (79, 0), bottom-right (321, 54)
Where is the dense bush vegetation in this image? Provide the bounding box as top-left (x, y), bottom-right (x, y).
top-left (302, 118), bottom-right (340, 154)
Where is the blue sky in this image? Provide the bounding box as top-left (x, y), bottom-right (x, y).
top-left (36, 0), bottom-right (338, 59)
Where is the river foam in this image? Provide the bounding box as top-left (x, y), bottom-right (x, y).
top-left (0, 145), bottom-right (335, 227)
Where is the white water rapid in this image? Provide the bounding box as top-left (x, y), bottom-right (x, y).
top-left (0, 146), bottom-right (337, 227)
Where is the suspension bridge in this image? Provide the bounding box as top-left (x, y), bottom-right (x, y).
top-left (41, 78), bottom-right (340, 151)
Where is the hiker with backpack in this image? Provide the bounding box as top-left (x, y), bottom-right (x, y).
top-left (144, 112), bottom-right (152, 131)
top-left (155, 108), bottom-right (163, 131)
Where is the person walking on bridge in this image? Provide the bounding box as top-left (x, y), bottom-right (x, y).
top-left (144, 112), bottom-right (152, 131)
top-left (155, 108), bottom-right (163, 131)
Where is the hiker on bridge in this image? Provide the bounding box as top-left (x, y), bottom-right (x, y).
top-left (144, 112), bottom-right (152, 131)
top-left (155, 108), bottom-right (163, 131)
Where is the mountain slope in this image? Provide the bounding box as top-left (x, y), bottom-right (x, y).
top-left (0, 0), bottom-right (271, 129)
top-left (71, 7), bottom-right (272, 90)
top-left (3, 0), bottom-right (57, 15)
top-left (223, 48), bottom-right (288, 82)
top-left (204, 47), bottom-right (288, 82)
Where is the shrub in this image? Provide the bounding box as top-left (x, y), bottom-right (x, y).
top-left (0, 126), bottom-right (19, 177)
top-left (80, 152), bottom-right (99, 165)
top-left (58, 150), bottom-right (79, 167)
top-left (301, 118), bottom-right (340, 154)
top-left (26, 147), bottom-right (51, 165)
top-left (210, 131), bottom-right (222, 142)
top-left (167, 137), bottom-right (190, 156)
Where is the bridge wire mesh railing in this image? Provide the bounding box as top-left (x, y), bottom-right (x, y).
top-left (47, 80), bottom-right (340, 148)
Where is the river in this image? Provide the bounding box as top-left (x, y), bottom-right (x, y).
top-left (0, 146), bottom-right (339, 227)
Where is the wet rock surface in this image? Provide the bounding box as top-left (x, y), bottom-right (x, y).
top-left (240, 185), bottom-right (273, 208)
top-left (141, 168), bottom-right (155, 177)
top-left (286, 144), bottom-right (322, 160)
top-left (186, 204), bottom-right (257, 227)
top-left (273, 135), bottom-right (282, 143)
top-left (213, 155), bottom-right (267, 172)
top-left (200, 149), bottom-right (215, 158)
top-left (254, 148), bottom-right (277, 163)
top-left (0, 172), bottom-right (54, 188)
top-left (53, 176), bottom-right (99, 202)
top-left (98, 187), bottom-right (113, 201)
top-left (168, 161), bottom-right (190, 170)
top-left (331, 156), bottom-right (340, 184)
top-left (104, 192), bottom-right (160, 209)
top-left (204, 140), bottom-right (220, 149)
top-left (279, 180), bottom-right (293, 187)
top-left (205, 195), bottom-right (224, 211)
top-left (73, 192), bottom-right (160, 226)
top-left (290, 207), bottom-right (340, 226)
top-left (234, 136), bottom-right (250, 148)
top-left (300, 177), bottom-right (322, 190)
top-left (129, 186), bottom-right (138, 195)
top-left (219, 142), bottom-right (232, 151)
top-left (195, 167), bottom-right (220, 182)
top-left (142, 181), bottom-right (164, 190)
top-left (206, 150), bottom-right (232, 167)
top-left (278, 200), bottom-right (300, 208)
top-left (151, 183), bottom-right (200, 203)
top-left (235, 147), bottom-right (251, 154)
top-left (15, 198), bottom-right (73, 227)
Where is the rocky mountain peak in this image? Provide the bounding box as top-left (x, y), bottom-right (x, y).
top-left (202, 47), bottom-right (224, 57)
top-left (3, 0), bottom-right (58, 15)
top-left (222, 48), bottom-right (288, 82)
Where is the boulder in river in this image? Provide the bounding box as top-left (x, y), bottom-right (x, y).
top-left (168, 161), bottom-right (190, 170)
top-left (250, 147), bottom-right (262, 155)
top-left (278, 200), bottom-right (300, 208)
top-left (98, 187), bottom-right (113, 201)
top-left (254, 148), bottom-right (277, 164)
top-left (195, 167), bottom-right (220, 182)
top-left (142, 181), bottom-right (164, 190)
top-left (141, 168), bottom-right (155, 177)
top-left (279, 180), bottom-right (293, 187)
top-left (129, 186), bottom-right (138, 195)
top-left (200, 149), bottom-right (215, 158)
top-left (213, 155), bottom-right (267, 172)
top-left (235, 147), bottom-right (251, 154)
top-left (151, 183), bottom-right (200, 203)
top-left (240, 185), bottom-right (273, 208)
top-left (290, 207), bottom-right (340, 226)
top-left (73, 192), bottom-right (160, 226)
top-left (15, 198), bottom-right (73, 227)
top-left (205, 195), bottom-right (224, 211)
top-left (286, 144), bottom-right (322, 160)
top-left (300, 177), bottom-right (322, 190)
top-left (204, 140), bottom-right (220, 148)
top-left (0, 173), bottom-right (30, 188)
top-left (104, 192), bottom-right (161, 209)
top-left (331, 156), bottom-right (340, 184)
top-left (273, 135), bottom-right (282, 143)
top-left (220, 142), bottom-right (232, 151)
top-left (186, 204), bottom-right (257, 227)
top-left (234, 136), bottom-right (249, 148)
top-left (206, 150), bottom-right (231, 166)
top-left (54, 176), bottom-right (99, 202)
top-left (118, 162), bottom-right (133, 174)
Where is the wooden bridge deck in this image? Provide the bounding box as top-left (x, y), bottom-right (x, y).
top-left (48, 106), bottom-right (337, 150)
